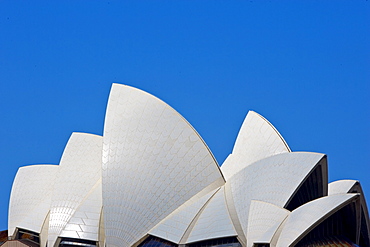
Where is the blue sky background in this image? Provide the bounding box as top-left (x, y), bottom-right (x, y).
top-left (0, 1), bottom-right (369, 231)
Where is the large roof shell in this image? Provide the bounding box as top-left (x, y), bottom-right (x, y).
top-left (6, 83), bottom-right (369, 247)
top-left (102, 84), bottom-right (225, 247)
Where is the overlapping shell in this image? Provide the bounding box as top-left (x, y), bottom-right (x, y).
top-left (8, 84), bottom-right (369, 247)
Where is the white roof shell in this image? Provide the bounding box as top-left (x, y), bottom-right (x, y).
top-left (329, 179), bottom-right (370, 244)
top-left (186, 186), bottom-right (237, 244)
top-left (224, 182), bottom-right (246, 245)
top-left (221, 111), bottom-right (290, 180)
top-left (149, 188), bottom-right (219, 244)
top-left (7, 83), bottom-right (369, 247)
top-left (228, 152), bottom-right (325, 240)
top-left (8, 165), bottom-right (58, 237)
top-left (329, 179), bottom-right (358, 195)
top-left (59, 180), bottom-right (102, 241)
top-left (246, 200), bottom-right (289, 247)
top-left (48, 133), bottom-right (103, 247)
top-left (276, 193), bottom-right (359, 247)
top-left (102, 84), bottom-right (225, 247)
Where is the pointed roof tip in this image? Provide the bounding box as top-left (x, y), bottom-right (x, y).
top-left (247, 110), bottom-right (263, 117)
top-left (110, 83), bottom-right (165, 105)
top-left (111, 83), bottom-right (137, 92)
top-left (330, 179), bottom-right (359, 184)
top-left (111, 83), bottom-right (144, 95)
top-left (111, 83), bottom-right (150, 93)
top-left (246, 110), bottom-right (271, 123)
top-left (111, 82), bottom-right (127, 86)
top-left (107, 83), bottom-right (223, 174)
top-left (70, 132), bottom-right (103, 138)
top-left (328, 179), bottom-right (364, 196)
top-left (244, 110), bottom-right (291, 152)
top-left (111, 82), bottom-right (123, 90)
top-left (103, 84), bottom-right (226, 245)
top-left (18, 164), bottom-right (59, 170)
top-left (222, 110), bottom-right (293, 179)
top-left (112, 83), bottom-right (140, 90)
top-left (244, 110), bottom-right (259, 119)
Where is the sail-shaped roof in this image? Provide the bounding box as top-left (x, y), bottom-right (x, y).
top-left (6, 83), bottom-right (369, 247)
top-left (8, 165), bottom-right (58, 236)
top-left (48, 133), bottom-right (102, 247)
top-left (102, 84), bottom-right (225, 247)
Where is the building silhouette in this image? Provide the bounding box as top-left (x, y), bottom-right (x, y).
top-left (6, 84), bottom-right (370, 247)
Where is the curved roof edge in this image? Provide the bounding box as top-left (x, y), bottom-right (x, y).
top-left (103, 84), bottom-right (225, 246)
top-left (283, 154), bottom-right (328, 209)
top-left (178, 188), bottom-right (220, 244)
top-left (8, 165), bottom-right (59, 237)
top-left (110, 83), bottom-right (225, 182)
top-left (222, 111), bottom-right (291, 180)
top-left (48, 132), bottom-right (103, 247)
top-left (329, 179), bottom-right (369, 240)
top-left (329, 179), bottom-right (359, 195)
top-left (59, 178), bottom-right (102, 241)
top-left (276, 193), bottom-right (359, 247)
top-left (232, 110), bottom-right (291, 153)
top-left (219, 154), bottom-right (236, 180)
top-left (17, 164), bottom-right (59, 169)
top-left (247, 200), bottom-right (290, 247)
top-left (149, 187), bottom-right (219, 244)
top-left (227, 152), bottom-right (326, 244)
top-left (330, 180), bottom-right (370, 245)
top-left (224, 181), bottom-right (246, 246)
top-left (69, 132), bottom-right (102, 137)
top-left (58, 132), bottom-right (103, 169)
top-left (186, 186), bottom-right (237, 244)
top-left (251, 111), bottom-right (291, 152)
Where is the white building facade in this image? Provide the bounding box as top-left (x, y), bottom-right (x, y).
top-left (7, 84), bottom-right (370, 247)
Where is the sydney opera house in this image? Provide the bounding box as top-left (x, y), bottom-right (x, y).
top-left (3, 84), bottom-right (369, 247)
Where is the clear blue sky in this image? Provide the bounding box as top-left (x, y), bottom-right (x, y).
top-left (0, 1), bottom-right (369, 231)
